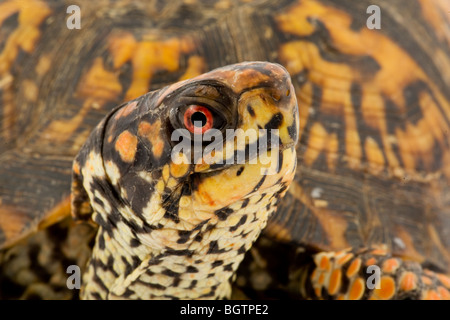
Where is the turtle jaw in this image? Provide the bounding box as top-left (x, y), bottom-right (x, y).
top-left (190, 146), bottom-right (297, 213)
top-left (79, 126), bottom-right (298, 300)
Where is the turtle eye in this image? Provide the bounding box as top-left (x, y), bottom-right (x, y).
top-left (183, 105), bottom-right (214, 134)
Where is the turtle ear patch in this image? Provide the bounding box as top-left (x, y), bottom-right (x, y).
top-left (71, 159), bottom-right (93, 222)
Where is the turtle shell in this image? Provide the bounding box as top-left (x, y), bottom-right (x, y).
top-left (0, 0), bottom-right (449, 273)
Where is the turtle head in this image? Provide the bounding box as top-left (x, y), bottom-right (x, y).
top-left (71, 62), bottom-right (299, 299)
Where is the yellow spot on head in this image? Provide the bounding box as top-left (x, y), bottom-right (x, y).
top-left (162, 164), bottom-right (170, 183)
top-left (105, 160), bottom-right (121, 186)
top-left (155, 180), bottom-right (165, 194)
top-left (194, 162), bottom-right (210, 172)
top-left (170, 161), bottom-right (190, 179)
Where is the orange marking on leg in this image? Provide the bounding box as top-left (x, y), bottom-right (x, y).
top-left (423, 290), bottom-right (442, 300)
top-left (346, 258), bottom-right (362, 278)
top-left (328, 269), bottom-right (342, 295)
top-left (370, 248), bottom-right (388, 256)
top-left (422, 276), bottom-right (433, 286)
top-left (365, 257), bottom-right (377, 266)
top-left (137, 120), bottom-right (165, 159)
top-left (314, 287), bottom-right (322, 298)
top-left (424, 269), bottom-right (435, 277)
top-left (337, 253), bottom-right (354, 266)
top-left (115, 130), bottom-right (138, 163)
top-left (382, 258), bottom-right (400, 274)
top-left (318, 273), bottom-right (325, 285)
top-left (436, 274), bottom-right (450, 289)
top-left (348, 278), bottom-right (365, 300)
top-left (399, 272), bottom-right (418, 292)
top-left (310, 268), bottom-right (318, 282)
top-left (372, 276), bottom-right (396, 300)
top-left (319, 256), bottom-right (330, 270)
top-left (437, 287), bottom-right (450, 300)
top-left (73, 161), bottom-right (81, 175)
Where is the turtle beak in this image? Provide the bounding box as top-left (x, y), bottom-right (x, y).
top-left (236, 63), bottom-right (299, 152)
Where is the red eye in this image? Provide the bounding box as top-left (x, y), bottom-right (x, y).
top-left (183, 105), bottom-right (213, 134)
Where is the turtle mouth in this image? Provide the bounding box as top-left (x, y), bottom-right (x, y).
top-left (191, 130), bottom-right (297, 174)
top-left (162, 143), bottom-right (296, 217)
top-left (187, 145), bottom-right (297, 212)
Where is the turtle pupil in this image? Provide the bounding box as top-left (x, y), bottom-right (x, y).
top-left (191, 111), bottom-right (207, 127)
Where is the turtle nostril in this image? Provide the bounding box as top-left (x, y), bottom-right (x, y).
top-left (272, 92), bottom-right (281, 102)
top-left (286, 89), bottom-right (290, 96)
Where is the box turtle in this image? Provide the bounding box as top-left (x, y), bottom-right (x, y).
top-left (0, 0), bottom-right (449, 300)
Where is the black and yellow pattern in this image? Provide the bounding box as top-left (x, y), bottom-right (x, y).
top-left (0, 0), bottom-right (449, 300)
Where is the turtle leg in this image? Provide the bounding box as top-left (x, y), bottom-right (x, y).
top-left (299, 247), bottom-right (450, 300)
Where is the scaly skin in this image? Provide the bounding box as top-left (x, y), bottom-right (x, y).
top-left (0, 0), bottom-right (448, 300)
top-left (300, 247), bottom-right (450, 300)
top-left (71, 62), bottom-right (299, 299)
